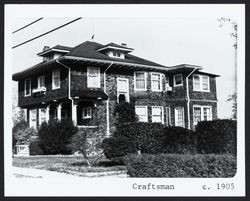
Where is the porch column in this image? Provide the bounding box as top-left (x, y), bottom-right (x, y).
top-left (72, 101), bottom-right (78, 125)
top-left (45, 105), bottom-right (50, 122)
top-left (57, 104), bottom-right (62, 121)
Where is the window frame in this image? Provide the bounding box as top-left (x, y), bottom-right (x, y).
top-left (166, 107), bottom-right (171, 126)
top-left (193, 74), bottom-right (210, 92)
top-left (52, 69), bottom-right (60, 90)
top-left (24, 78), bottom-right (31, 97)
top-left (193, 105), bottom-right (212, 125)
top-left (38, 108), bottom-right (46, 125)
top-left (151, 72), bottom-right (162, 92)
top-left (151, 106), bottom-right (164, 124)
top-left (135, 106), bottom-right (148, 122)
top-left (38, 75), bottom-right (45, 88)
top-left (82, 107), bottom-right (92, 119)
top-left (174, 107), bottom-right (185, 128)
top-left (29, 109), bottom-right (37, 129)
top-left (173, 74), bottom-right (183, 87)
top-left (134, 71), bottom-right (147, 91)
top-left (117, 77), bottom-right (130, 102)
top-left (87, 66), bottom-right (101, 88)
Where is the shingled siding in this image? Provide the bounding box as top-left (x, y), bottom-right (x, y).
top-left (188, 76), bottom-right (217, 101)
top-left (18, 67), bottom-right (69, 108)
top-left (70, 65), bottom-right (105, 91)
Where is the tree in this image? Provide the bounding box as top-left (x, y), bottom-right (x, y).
top-left (227, 92), bottom-right (237, 120)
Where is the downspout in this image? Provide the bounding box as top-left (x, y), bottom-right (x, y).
top-left (56, 60), bottom-right (74, 123)
top-left (186, 67), bottom-right (198, 130)
top-left (104, 62), bottom-right (113, 137)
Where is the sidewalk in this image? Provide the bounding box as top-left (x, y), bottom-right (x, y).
top-left (13, 167), bottom-right (127, 178)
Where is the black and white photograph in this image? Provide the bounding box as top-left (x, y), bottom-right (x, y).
top-left (4, 4), bottom-right (245, 197)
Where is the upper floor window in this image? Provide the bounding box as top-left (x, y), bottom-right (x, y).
top-left (52, 69), bottom-right (60, 89)
top-left (193, 105), bottom-right (212, 125)
top-left (87, 67), bottom-right (100, 88)
top-left (193, 74), bottom-right (210, 92)
top-left (38, 75), bottom-right (45, 88)
top-left (135, 106), bottom-right (148, 122)
top-left (134, 72), bottom-right (147, 91)
top-left (173, 74), bottom-right (183, 87)
top-left (24, 78), bottom-right (31, 96)
top-left (151, 73), bottom-right (162, 91)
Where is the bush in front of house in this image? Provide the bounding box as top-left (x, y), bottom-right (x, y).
top-left (29, 140), bottom-right (44, 155)
top-left (124, 153), bottom-right (236, 178)
top-left (113, 101), bottom-right (137, 124)
top-left (195, 120), bottom-right (236, 155)
top-left (115, 122), bottom-right (165, 154)
top-left (162, 126), bottom-right (197, 154)
top-left (38, 119), bottom-right (78, 155)
top-left (101, 137), bottom-right (137, 164)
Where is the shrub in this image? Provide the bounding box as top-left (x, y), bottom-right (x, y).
top-left (101, 137), bottom-right (137, 164)
top-left (38, 119), bottom-right (78, 155)
top-left (195, 120), bottom-right (236, 155)
top-left (68, 130), bottom-right (88, 156)
top-left (116, 122), bottom-right (165, 153)
top-left (29, 140), bottom-right (44, 155)
top-left (124, 154), bottom-right (236, 178)
top-left (162, 126), bottom-right (197, 154)
top-left (15, 127), bottom-right (38, 145)
top-left (114, 101), bottom-right (137, 124)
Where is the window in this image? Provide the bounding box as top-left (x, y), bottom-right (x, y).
top-left (52, 69), bottom-right (60, 89)
top-left (24, 78), bottom-right (31, 96)
top-left (135, 106), bottom-right (148, 122)
top-left (173, 74), bottom-right (183, 86)
top-left (193, 74), bottom-right (210, 91)
top-left (152, 106), bottom-right (163, 123)
top-left (151, 73), bottom-right (162, 91)
top-left (117, 78), bottom-right (129, 102)
top-left (39, 108), bottom-right (46, 125)
top-left (166, 107), bottom-right (171, 126)
top-left (175, 107), bottom-right (185, 127)
top-left (38, 75), bottom-right (45, 88)
top-left (29, 109), bottom-right (37, 129)
top-left (193, 106), bottom-right (212, 125)
top-left (87, 67), bottom-right (100, 88)
top-left (134, 72), bottom-right (147, 91)
top-left (82, 107), bottom-right (92, 119)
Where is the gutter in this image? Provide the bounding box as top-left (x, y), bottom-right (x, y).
top-left (186, 67), bottom-right (198, 130)
top-left (104, 62), bottom-right (114, 137)
top-left (56, 59), bottom-right (76, 124)
top-left (62, 55), bottom-right (203, 72)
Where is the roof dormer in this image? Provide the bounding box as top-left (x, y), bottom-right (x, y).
top-left (97, 42), bottom-right (134, 59)
top-left (37, 45), bottom-right (72, 62)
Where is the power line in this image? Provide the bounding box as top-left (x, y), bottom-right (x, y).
top-left (12, 18), bottom-right (43, 34)
top-left (12, 17), bottom-right (82, 49)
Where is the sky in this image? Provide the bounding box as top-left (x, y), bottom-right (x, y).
top-left (11, 16), bottom-right (237, 119)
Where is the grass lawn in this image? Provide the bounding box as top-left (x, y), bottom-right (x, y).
top-left (13, 155), bottom-right (127, 177)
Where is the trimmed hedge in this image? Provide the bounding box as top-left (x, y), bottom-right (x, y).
top-left (124, 154), bottom-right (236, 178)
top-left (101, 137), bottom-right (137, 164)
top-left (38, 119), bottom-right (78, 155)
top-left (195, 120), bottom-right (236, 155)
top-left (162, 126), bottom-right (197, 154)
top-left (29, 140), bottom-right (44, 155)
top-left (116, 122), bottom-right (165, 153)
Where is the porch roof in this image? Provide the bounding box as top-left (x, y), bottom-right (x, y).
top-left (71, 89), bottom-right (108, 101)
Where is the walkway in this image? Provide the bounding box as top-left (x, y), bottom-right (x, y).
top-left (13, 167), bottom-right (127, 178)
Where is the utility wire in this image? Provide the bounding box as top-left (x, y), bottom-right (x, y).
top-left (12, 18), bottom-right (43, 34)
top-left (12, 17), bottom-right (82, 49)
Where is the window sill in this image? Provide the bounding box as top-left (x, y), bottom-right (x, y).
top-left (77, 125), bottom-right (98, 128)
top-left (193, 90), bottom-right (210, 93)
top-left (173, 84), bottom-right (183, 87)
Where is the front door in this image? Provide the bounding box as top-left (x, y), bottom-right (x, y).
top-left (117, 78), bottom-right (129, 102)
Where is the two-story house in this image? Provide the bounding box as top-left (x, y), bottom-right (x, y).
top-left (12, 41), bottom-right (219, 137)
